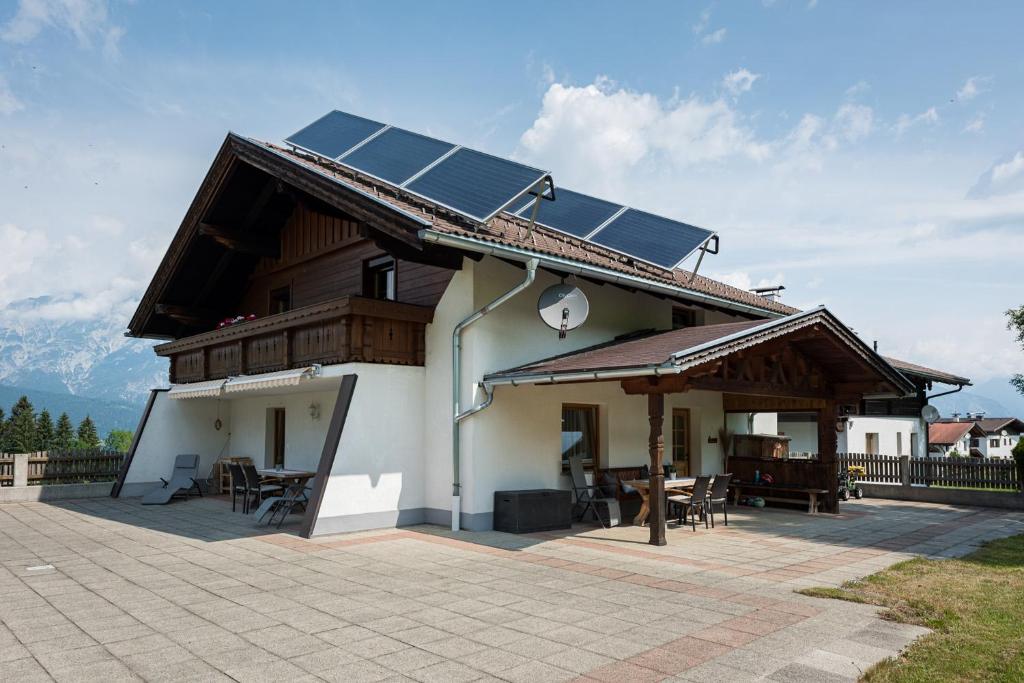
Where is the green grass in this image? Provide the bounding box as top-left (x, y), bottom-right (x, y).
top-left (799, 534), bottom-right (1024, 682)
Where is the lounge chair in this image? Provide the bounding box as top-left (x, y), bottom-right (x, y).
top-left (141, 454), bottom-right (202, 505)
top-left (706, 473), bottom-right (732, 527)
top-left (253, 481), bottom-right (313, 528)
top-left (568, 455), bottom-right (620, 528)
top-left (667, 475), bottom-right (711, 531)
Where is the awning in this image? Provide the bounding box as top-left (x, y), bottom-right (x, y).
top-left (222, 365), bottom-right (321, 395)
top-left (168, 379), bottom-right (227, 400)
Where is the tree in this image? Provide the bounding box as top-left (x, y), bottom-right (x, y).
top-left (76, 415), bottom-right (101, 450)
top-left (36, 409), bottom-right (54, 451)
top-left (7, 396), bottom-right (38, 453)
top-left (54, 413), bottom-right (75, 451)
top-left (1008, 305), bottom-right (1024, 395)
top-left (104, 429), bottom-right (133, 453)
top-left (1013, 439), bottom-right (1024, 491)
top-left (0, 407), bottom-right (6, 452)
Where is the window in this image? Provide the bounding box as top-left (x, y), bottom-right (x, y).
top-left (896, 432), bottom-right (903, 456)
top-left (672, 307), bottom-right (700, 330)
top-left (865, 433), bottom-right (879, 455)
top-left (671, 408), bottom-right (691, 476)
top-left (561, 404), bottom-right (599, 471)
top-left (990, 438), bottom-right (999, 448)
top-left (365, 256), bottom-right (396, 300)
top-left (269, 286), bottom-right (292, 314)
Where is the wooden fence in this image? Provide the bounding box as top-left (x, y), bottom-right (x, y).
top-left (840, 453), bottom-right (1020, 490)
top-left (0, 450), bottom-right (125, 486)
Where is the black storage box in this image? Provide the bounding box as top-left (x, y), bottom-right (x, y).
top-left (493, 489), bottom-right (571, 533)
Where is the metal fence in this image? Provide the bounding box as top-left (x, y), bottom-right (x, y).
top-left (0, 450), bottom-right (125, 486)
top-left (840, 453), bottom-right (1020, 491)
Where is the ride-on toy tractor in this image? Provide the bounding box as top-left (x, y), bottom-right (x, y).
top-left (838, 465), bottom-right (865, 501)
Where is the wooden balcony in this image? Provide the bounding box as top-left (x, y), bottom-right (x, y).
top-left (155, 296), bottom-right (433, 384)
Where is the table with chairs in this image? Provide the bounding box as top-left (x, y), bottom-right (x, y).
top-left (226, 462), bottom-right (315, 523)
top-left (624, 472), bottom-right (732, 532)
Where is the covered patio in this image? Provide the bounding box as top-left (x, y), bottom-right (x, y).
top-left (485, 307), bottom-right (915, 546)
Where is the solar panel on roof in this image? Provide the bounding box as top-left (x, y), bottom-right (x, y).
top-left (286, 111), bottom-right (386, 159)
top-left (589, 208), bottom-right (714, 269)
top-left (339, 127), bottom-right (455, 185)
top-left (510, 188), bottom-right (623, 239)
top-left (404, 148), bottom-right (548, 222)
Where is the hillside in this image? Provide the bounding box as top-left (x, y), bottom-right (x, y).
top-left (0, 383), bottom-right (145, 437)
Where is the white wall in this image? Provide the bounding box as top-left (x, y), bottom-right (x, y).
top-left (312, 364), bottom-right (425, 535)
top-left (120, 391), bottom-right (231, 495)
top-left (225, 389), bottom-right (337, 473)
top-left (985, 430), bottom-right (1021, 459)
top-left (778, 419), bottom-right (818, 454)
top-left (839, 415), bottom-right (923, 457)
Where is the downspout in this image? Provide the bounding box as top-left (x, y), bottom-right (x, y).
top-left (924, 383), bottom-right (968, 459)
top-left (451, 258), bottom-right (539, 531)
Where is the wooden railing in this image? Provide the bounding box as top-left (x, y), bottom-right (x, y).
top-left (839, 453), bottom-right (1020, 490)
top-left (155, 295), bottom-right (433, 384)
top-left (0, 450), bottom-right (126, 486)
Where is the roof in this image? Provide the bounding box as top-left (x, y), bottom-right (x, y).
top-left (883, 357), bottom-right (971, 386)
top-left (929, 421), bottom-right (986, 445)
top-left (484, 306), bottom-right (915, 397)
top-left (938, 417), bottom-right (1024, 434)
top-left (257, 140), bottom-right (798, 317)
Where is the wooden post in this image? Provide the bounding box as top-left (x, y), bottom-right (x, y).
top-left (817, 400), bottom-right (839, 513)
top-left (648, 392), bottom-right (666, 546)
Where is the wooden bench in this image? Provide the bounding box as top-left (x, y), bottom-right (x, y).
top-left (731, 483), bottom-right (828, 514)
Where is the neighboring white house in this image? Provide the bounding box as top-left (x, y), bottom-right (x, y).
top-left (116, 110), bottom-right (933, 540)
top-left (934, 416), bottom-right (1024, 459)
top-left (928, 421), bottom-right (988, 457)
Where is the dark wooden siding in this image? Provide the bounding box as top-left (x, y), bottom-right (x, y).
top-left (238, 203), bottom-right (455, 316)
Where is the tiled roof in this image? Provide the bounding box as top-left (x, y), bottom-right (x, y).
top-left (938, 417), bottom-right (1024, 434)
top-left (258, 141), bottom-right (798, 318)
top-left (928, 422), bottom-right (983, 445)
top-left (883, 357), bottom-right (971, 386)
top-left (493, 319), bottom-right (766, 376)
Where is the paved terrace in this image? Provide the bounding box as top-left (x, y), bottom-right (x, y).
top-left (1, 497), bottom-right (1022, 682)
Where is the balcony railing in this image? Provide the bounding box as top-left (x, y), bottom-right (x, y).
top-left (155, 296), bottom-right (433, 384)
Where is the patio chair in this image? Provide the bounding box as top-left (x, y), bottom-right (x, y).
top-left (707, 473), bottom-right (732, 528)
top-left (141, 454), bottom-right (202, 505)
top-left (227, 462), bottom-right (249, 513)
top-left (262, 481), bottom-right (313, 528)
top-left (242, 464), bottom-right (282, 514)
top-left (667, 475), bottom-right (711, 531)
top-left (568, 455), bottom-right (620, 528)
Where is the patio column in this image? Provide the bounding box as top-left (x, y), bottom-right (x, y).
top-left (818, 400), bottom-right (839, 513)
top-left (647, 392), bottom-right (666, 546)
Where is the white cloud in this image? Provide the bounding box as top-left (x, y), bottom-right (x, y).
top-left (0, 224), bottom-right (48, 305)
top-left (991, 152), bottom-right (1024, 185)
top-left (1, 0), bottom-right (123, 56)
top-left (516, 79), bottom-right (770, 194)
top-left (708, 271), bottom-right (785, 291)
top-left (722, 68), bottom-right (760, 97)
top-left (893, 107), bottom-right (939, 135)
top-left (0, 74), bottom-right (23, 114)
top-left (692, 7), bottom-right (711, 35)
top-left (833, 103), bottom-right (873, 142)
top-left (964, 113), bottom-right (985, 134)
top-left (701, 27), bottom-right (727, 45)
top-left (956, 76), bottom-right (988, 102)
top-left (845, 81), bottom-right (869, 98)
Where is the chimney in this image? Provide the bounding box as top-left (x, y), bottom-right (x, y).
top-left (952, 412), bottom-right (961, 421)
top-left (749, 285), bottom-right (786, 302)
top-left (873, 340), bottom-right (878, 352)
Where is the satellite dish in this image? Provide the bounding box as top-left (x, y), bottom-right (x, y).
top-left (921, 404), bottom-right (940, 424)
top-left (538, 284), bottom-right (589, 339)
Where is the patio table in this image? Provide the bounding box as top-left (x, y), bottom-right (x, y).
top-left (256, 468), bottom-right (315, 486)
top-left (624, 477), bottom-right (697, 527)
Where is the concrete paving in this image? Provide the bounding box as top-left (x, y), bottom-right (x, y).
top-left (1, 496), bottom-right (1022, 682)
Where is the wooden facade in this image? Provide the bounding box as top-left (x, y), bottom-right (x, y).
top-left (157, 296), bottom-right (434, 384)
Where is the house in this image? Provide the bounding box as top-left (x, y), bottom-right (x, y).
top-left (928, 421), bottom-right (988, 457)
top-left (935, 416), bottom-right (1024, 459)
top-left (115, 110), bottom-right (929, 545)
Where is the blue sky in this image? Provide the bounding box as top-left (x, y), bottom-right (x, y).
top-left (1, 0), bottom-right (1022, 385)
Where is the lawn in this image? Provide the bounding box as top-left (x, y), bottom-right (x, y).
top-left (800, 534), bottom-right (1024, 682)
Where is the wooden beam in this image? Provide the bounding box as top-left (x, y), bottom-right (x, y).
top-left (687, 375), bottom-right (832, 400)
top-left (154, 303), bottom-right (218, 327)
top-left (301, 374), bottom-right (358, 538)
top-left (198, 223), bottom-right (280, 257)
top-left (620, 374), bottom-right (690, 395)
top-left (647, 392), bottom-right (667, 547)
